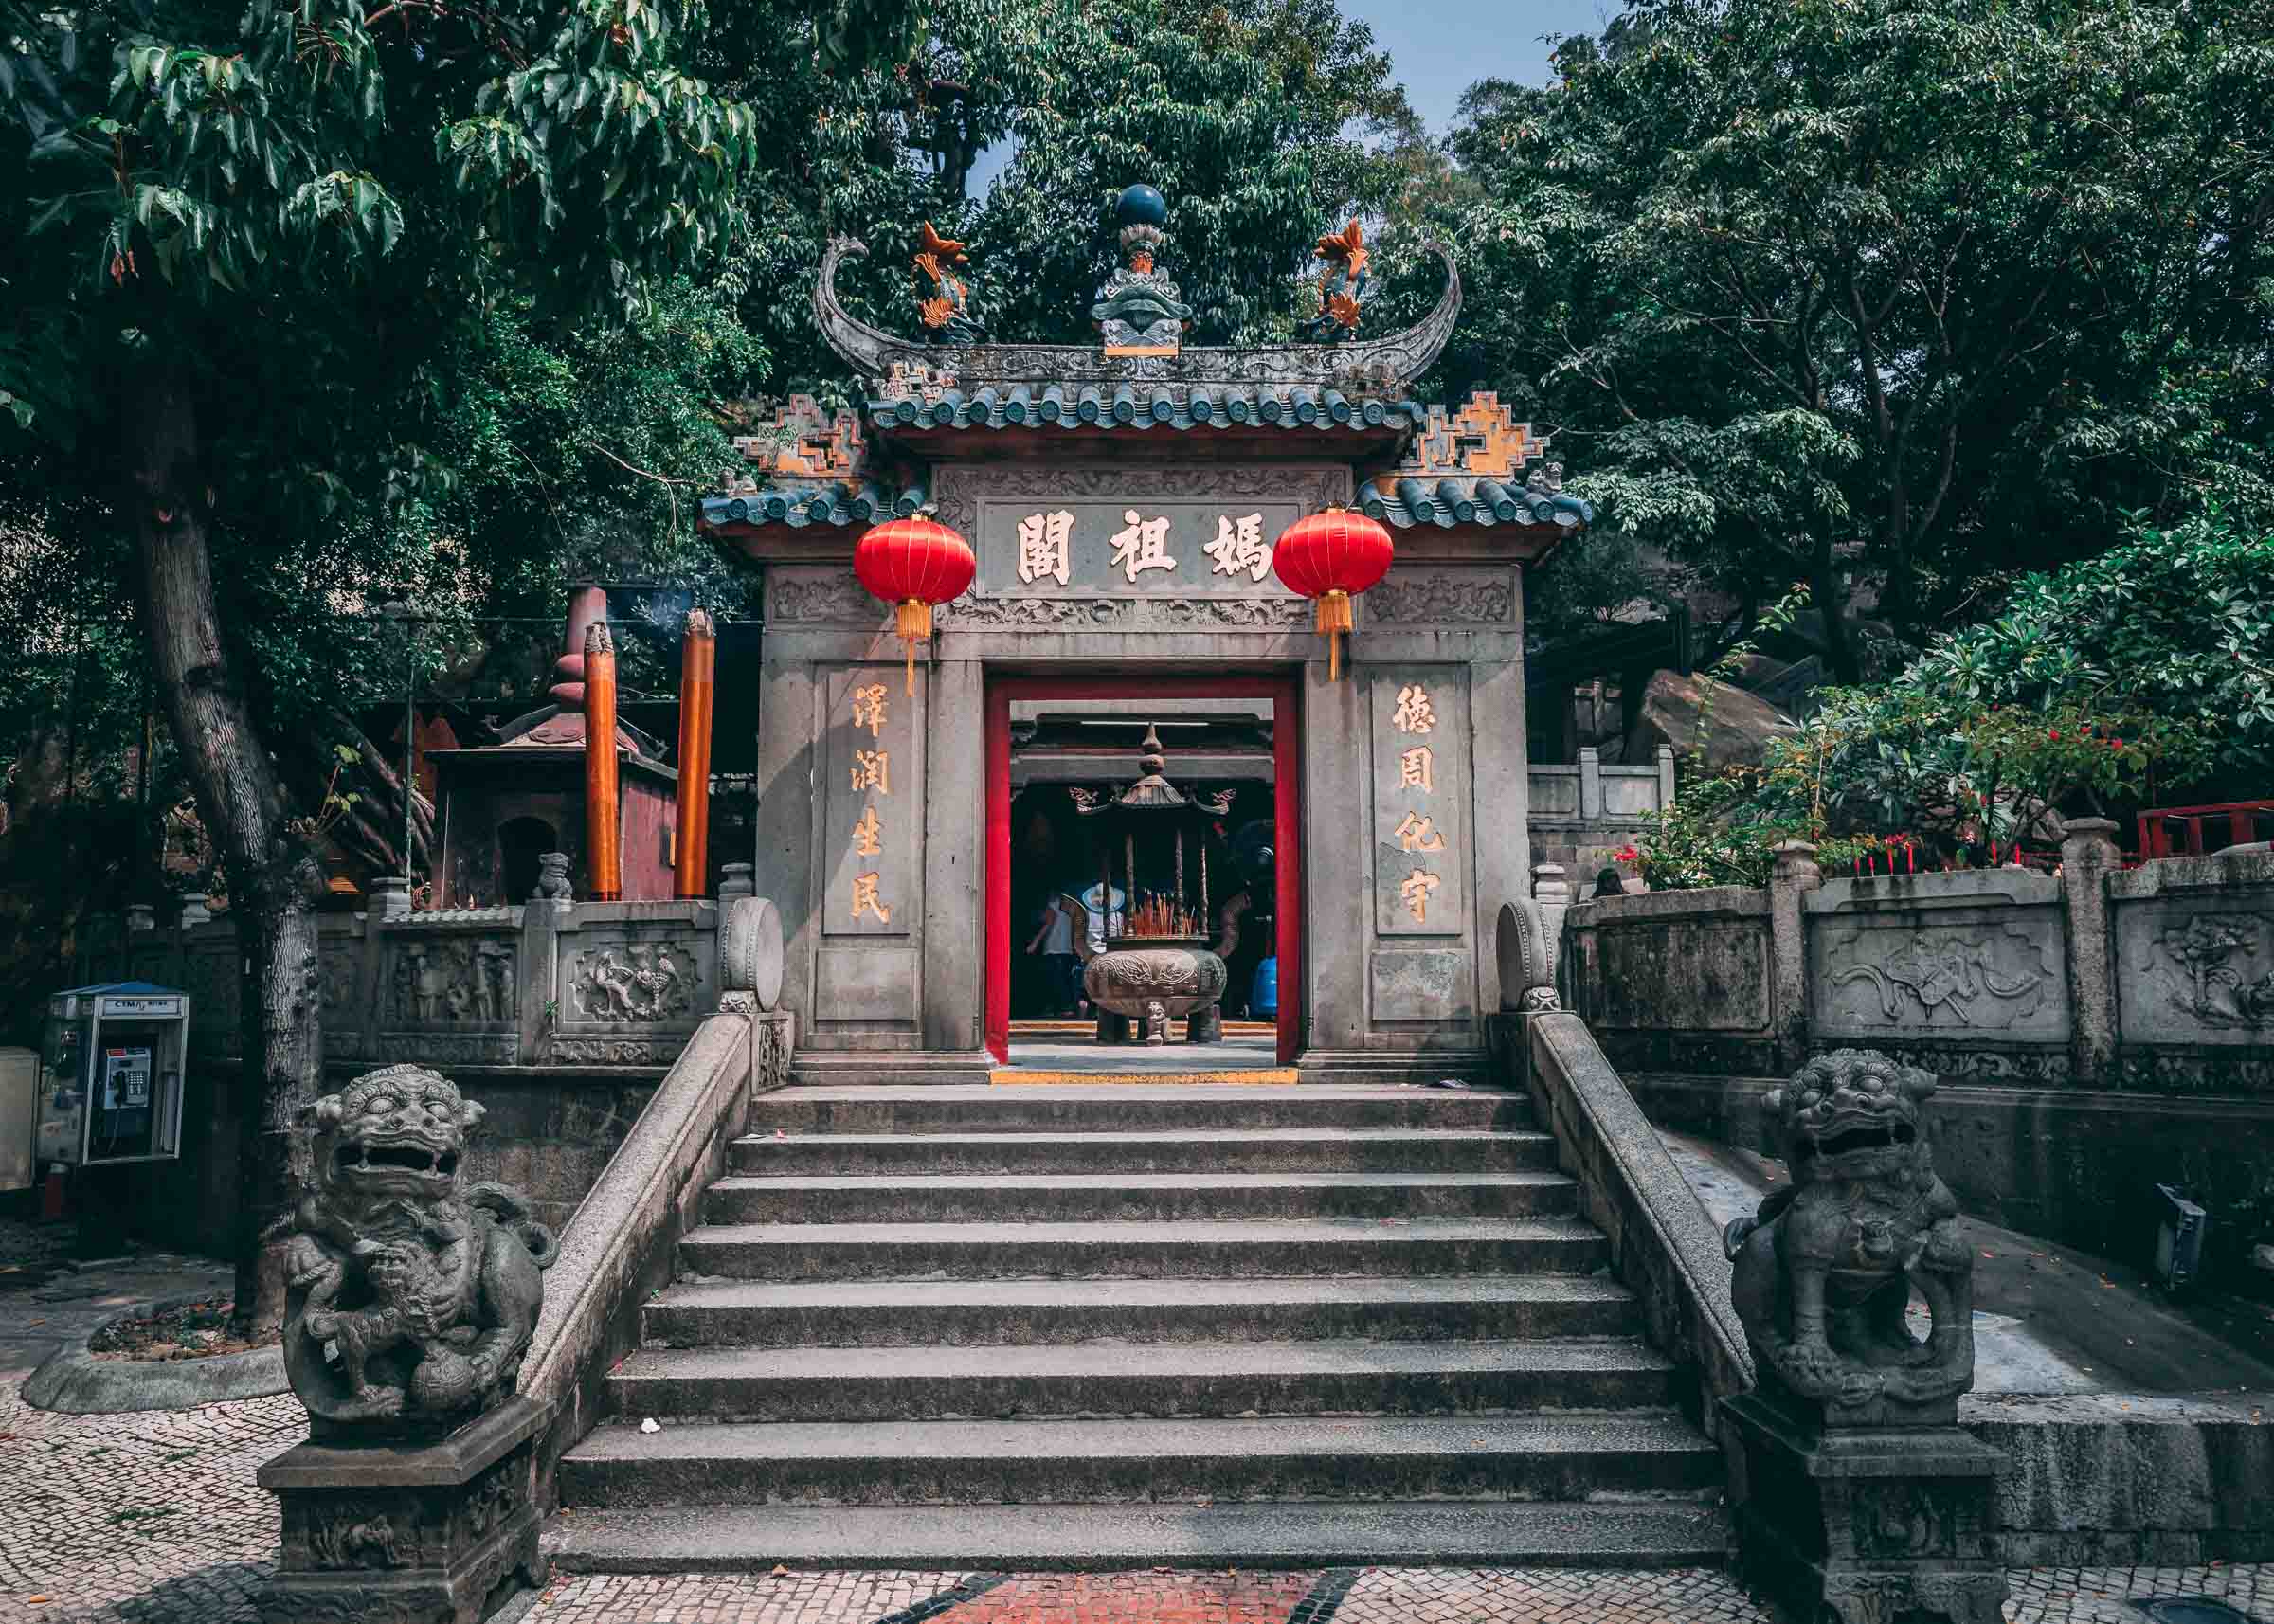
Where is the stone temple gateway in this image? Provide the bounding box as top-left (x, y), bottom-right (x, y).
top-left (704, 193), bottom-right (1590, 1077)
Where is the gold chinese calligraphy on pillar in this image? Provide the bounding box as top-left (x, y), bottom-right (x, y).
top-left (1373, 669), bottom-right (1468, 936)
top-left (825, 667), bottom-right (915, 937)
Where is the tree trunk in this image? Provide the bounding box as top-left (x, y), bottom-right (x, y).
top-left (124, 374), bottom-right (325, 1334)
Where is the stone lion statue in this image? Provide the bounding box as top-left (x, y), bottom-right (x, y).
top-left (283, 1064), bottom-right (557, 1435)
top-left (1723, 1048), bottom-right (1976, 1415)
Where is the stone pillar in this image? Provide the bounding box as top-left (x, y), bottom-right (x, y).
top-left (369, 875), bottom-right (412, 922)
top-left (1654, 743), bottom-right (1677, 809)
top-left (1724, 1387), bottom-right (2008, 1624)
top-left (1767, 840), bottom-right (1821, 1070)
top-left (2058, 817), bottom-right (2122, 1086)
top-left (260, 1395), bottom-right (550, 1623)
top-left (1578, 745), bottom-right (1604, 821)
top-left (717, 862), bottom-right (756, 901)
top-left (178, 891), bottom-right (214, 929)
top-left (517, 900), bottom-right (559, 1065)
top-left (126, 903), bottom-right (156, 934)
top-left (1530, 862), bottom-right (1572, 905)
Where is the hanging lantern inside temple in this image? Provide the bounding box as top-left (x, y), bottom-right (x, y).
top-left (853, 516), bottom-right (976, 694)
top-left (1270, 507), bottom-right (1395, 679)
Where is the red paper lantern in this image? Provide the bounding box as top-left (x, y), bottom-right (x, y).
top-left (854, 516), bottom-right (977, 693)
top-left (1271, 507), bottom-right (1395, 679)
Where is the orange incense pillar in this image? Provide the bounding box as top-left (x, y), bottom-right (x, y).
top-left (584, 620), bottom-right (622, 901)
top-left (673, 608), bottom-right (716, 897)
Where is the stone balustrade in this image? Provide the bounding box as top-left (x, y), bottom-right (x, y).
top-left (128, 896), bottom-right (726, 1071)
top-left (1561, 835), bottom-right (2274, 1275)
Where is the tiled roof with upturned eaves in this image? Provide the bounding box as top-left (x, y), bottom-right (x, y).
top-left (700, 479), bottom-right (927, 530)
top-left (865, 383), bottom-right (1429, 435)
top-left (1361, 477), bottom-right (1593, 531)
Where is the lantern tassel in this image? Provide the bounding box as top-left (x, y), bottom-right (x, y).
top-left (895, 598), bottom-right (931, 695)
top-left (1316, 588), bottom-right (1353, 681)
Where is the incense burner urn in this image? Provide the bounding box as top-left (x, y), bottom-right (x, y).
top-left (1086, 939), bottom-right (1230, 1045)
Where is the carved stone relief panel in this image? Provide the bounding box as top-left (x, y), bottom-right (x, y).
top-left (1811, 915), bottom-right (2068, 1040)
top-left (2117, 904), bottom-right (2274, 1045)
top-left (387, 936), bottom-right (518, 1027)
top-left (766, 568), bottom-right (887, 626)
top-left (1363, 567), bottom-right (1517, 626)
top-left (317, 936), bottom-right (362, 1029)
top-left (564, 942), bottom-right (701, 1024)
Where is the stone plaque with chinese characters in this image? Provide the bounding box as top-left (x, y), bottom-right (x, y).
top-left (822, 668), bottom-right (916, 938)
top-left (1372, 668), bottom-right (1469, 938)
top-left (941, 465), bottom-right (1345, 600)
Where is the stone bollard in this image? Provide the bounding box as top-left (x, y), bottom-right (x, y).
top-left (1720, 1049), bottom-right (2008, 1624)
top-left (1767, 840), bottom-right (1822, 1072)
top-left (257, 1065), bottom-right (556, 1623)
top-left (369, 875), bottom-right (413, 922)
top-left (2057, 818), bottom-right (2122, 1086)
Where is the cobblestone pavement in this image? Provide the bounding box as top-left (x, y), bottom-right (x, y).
top-left (1, 1369), bottom-right (2268, 1624)
top-left (517, 1562), bottom-right (2274, 1624)
top-left (0, 1381), bottom-right (298, 1624)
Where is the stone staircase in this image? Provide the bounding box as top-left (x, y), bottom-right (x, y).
top-left (549, 1083), bottom-right (1728, 1570)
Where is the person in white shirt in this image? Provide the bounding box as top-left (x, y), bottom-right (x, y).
top-left (1023, 893), bottom-right (1082, 1015)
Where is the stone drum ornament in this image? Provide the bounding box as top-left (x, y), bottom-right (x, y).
top-left (1718, 1047), bottom-right (2009, 1624)
top-left (282, 1064), bottom-right (558, 1436)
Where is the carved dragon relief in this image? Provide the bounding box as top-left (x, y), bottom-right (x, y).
top-left (1821, 926), bottom-right (2052, 1030)
top-left (814, 237), bottom-right (1461, 393)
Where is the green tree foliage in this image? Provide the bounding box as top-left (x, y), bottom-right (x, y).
top-left (966, 0), bottom-right (1414, 347)
top-left (1428, 0), bottom-right (2274, 677)
top-left (1632, 509), bottom-right (2266, 885)
top-left (1760, 504), bottom-right (2274, 838)
top-left (0, 0), bottom-right (793, 1317)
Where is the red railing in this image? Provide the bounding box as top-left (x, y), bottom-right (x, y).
top-left (2136, 800), bottom-right (2274, 859)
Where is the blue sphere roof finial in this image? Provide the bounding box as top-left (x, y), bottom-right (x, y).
top-left (1115, 184), bottom-right (1167, 229)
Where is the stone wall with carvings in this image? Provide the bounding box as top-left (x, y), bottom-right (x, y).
top-left (2111, 851), bottom-right (2274, 1092)
top-left (1566, 846), bottom-right (2274, 1282)
top-left (1805, 871), bottom-right (2071, 1083)
top-left (109, 897), bottom-right (728, 1251)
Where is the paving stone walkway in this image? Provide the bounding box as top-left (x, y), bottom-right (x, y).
top-left (514, 1564), bottom-right (2274, 1624)
top-left (1, 1375), bottom-right (2267, 1624)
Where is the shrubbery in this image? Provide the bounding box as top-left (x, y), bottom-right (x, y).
top-left (1627, 508), bottom-right (2269, 888)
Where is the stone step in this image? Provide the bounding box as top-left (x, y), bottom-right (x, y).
top-left (605, 1338), bottom-right (1680, 1423)
top-left (751, 1084), bottom-right (1531, 1137)
top-left (729, 1127), bottom-right (1560, 1177)
top-left (642, 1274), bottom-right (1643, 1349)
top-left (557, 1413), bottom-right (1723, 1508)
top-left (546, 1498), bottom-right (1733, 1573)
top-left (677, 1218), bottom-right (1611, 1282)
top-left (700, 1171), bottom-right (1579, 1225)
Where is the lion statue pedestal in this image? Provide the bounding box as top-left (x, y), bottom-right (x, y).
top-left (257, 1064), bottom-right (557, 1624)
top-left (1719, 1049), bottom-right (2009, 1624)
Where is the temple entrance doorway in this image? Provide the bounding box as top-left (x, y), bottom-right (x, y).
top-left (985, 673), bottom-right (1304, 1069)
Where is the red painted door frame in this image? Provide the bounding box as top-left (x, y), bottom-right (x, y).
top-left (985, 672), bottom-right (1304, 1066)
